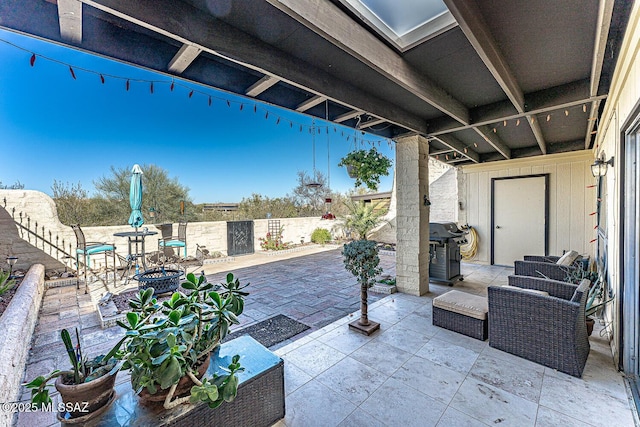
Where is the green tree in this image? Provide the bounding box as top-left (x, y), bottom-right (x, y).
top-left (237, 194), bottom-right (298, 219)
top-left (51, 180), bottom-right (93, 225)
top-left (341, 200), bottom-right (387, 240)
top-left (290, 170), bottom-right (331, 216)
top-left (93, 164), bottom-right (194, 225)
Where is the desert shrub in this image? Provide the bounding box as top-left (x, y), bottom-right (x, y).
top-left (311, 228), bottom-right (332, 244)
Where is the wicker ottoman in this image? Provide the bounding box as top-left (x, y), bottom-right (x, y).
top-left (433, 290), bottom-right (488, 340)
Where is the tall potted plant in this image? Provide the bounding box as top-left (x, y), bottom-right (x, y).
top-left (338, 147), bottom-right (392, 190)
top-left (116, 272), bottom-right (248, 410)
top-left (24, 328), bottom-right (125, 422)
top-left (343, 239), bottom-right (383, 335)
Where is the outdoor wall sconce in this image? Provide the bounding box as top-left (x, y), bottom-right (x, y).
top-left (423, 195), bottom-right (431, 206)
top-left (591, 155), bottom-right (614, 177)
top-left (6, 256), bottom-right (17, 278)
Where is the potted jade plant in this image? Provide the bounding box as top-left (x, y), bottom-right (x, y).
top-left (116, 272), bottom-right (248, 410)
top-left (24, 328), bottom-right (125, 422)
top-left (343, 239), bottom-right (383, 335)
top-left (338, 147), bottom-right (392, 190)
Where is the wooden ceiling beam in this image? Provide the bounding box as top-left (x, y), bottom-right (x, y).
top-left (584, 100), bottom-right (602, 149)
top-left (334, 110), bottom-right (362, 123)
top-left (445, 0), bottom-right (546, 155)
top-left (295, 95), bottom-right (326, 112)
top-left (265, 0), bottom-right (470, 125)
top-left (359, 117), bottom-right (386, 129)
top-left (80, 0), bottom-right (429, 135)
top-left (428, 79), bottom-right (608, 136)
top-left (245, 75), bottom-right (280, 97)
top-left (167, 43), bottom-right (202, 74)
top-left (57, 0), bottom-right (83, 43)
top-left (473, 126), bottom-right (511, 159)
top-left (586, 0), bottom-right (614, 148)
top-left (432, 134), bottom-right (480, 163)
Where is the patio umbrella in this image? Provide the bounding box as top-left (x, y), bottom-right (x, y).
top-left (128, 164), bottom-right (144, 229)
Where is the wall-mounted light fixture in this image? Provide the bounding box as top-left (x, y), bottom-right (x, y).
top-left (423, 195), bottom-right (431, 206)
top-left (591, 155), bottom-right (614, 177)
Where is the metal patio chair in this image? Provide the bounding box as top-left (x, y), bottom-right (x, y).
top-left (158, 221), bottom-right (187, 270)
top-left (72, 224), bottom-right (117, 292)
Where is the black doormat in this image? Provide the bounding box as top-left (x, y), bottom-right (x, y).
top-left (223, 314), bottom-right (310, 348)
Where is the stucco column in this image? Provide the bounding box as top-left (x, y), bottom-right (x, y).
top-left (394, 135), bottom-right (430, 295)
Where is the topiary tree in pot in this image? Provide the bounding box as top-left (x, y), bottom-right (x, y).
top-left (342, 239), bottom-right (382, 335)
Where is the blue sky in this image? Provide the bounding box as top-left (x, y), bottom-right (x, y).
top-left (0, 28), bottom-right (395, 204)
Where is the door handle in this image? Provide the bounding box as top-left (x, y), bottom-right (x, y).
top-left (495, 225), bottom-right (501, 229)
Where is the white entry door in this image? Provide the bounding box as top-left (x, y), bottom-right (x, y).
top-left (492, 176), bottom-right (547, 266)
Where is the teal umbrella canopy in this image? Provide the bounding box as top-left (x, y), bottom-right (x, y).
top-left (128, 164), bottom-right (144, 228)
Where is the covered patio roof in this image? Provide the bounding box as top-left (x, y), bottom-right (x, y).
top-left (0, 0), bottom-right (632, 165)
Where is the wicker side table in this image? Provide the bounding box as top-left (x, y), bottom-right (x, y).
top-left (89, 336), bottom-right (285, 427)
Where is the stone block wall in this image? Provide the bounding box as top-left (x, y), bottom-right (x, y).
top-left (0, 264), bottom-right (45, 427)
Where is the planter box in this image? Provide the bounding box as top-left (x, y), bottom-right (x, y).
top-left (90, 336), bottom-right (285, 427)
top-left (370, 283), bottom-right (397, 294)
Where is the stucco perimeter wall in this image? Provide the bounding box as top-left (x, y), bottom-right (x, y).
top-left (458, 150), bottom-right (596, 264)
top-left (371, 159), bottom-right (457, 244)
top-left (0, 264), bottom-right (45, 427)
top-left (0, 190), bottom-right (338, 269)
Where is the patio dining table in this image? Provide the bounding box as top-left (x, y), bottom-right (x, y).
top-left (114, 229), bottom-right (158, 283)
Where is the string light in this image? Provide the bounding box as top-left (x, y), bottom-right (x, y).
top-left (516, 119), bottom-right (520, 126)
top-left (2, 36), bottom-right (395, 148)
top-left (583, 104), bottom-right (587, 113)
top-left (546, 114), bottom-right (551, 121)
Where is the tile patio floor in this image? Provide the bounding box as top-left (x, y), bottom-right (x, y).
top-left (15, 248), bottom-right (638, 426)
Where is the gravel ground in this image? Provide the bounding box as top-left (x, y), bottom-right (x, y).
top-left (0, 286), bottom-right (19, 318)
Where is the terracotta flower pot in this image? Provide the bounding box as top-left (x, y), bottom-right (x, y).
top-left (138, 355), bottom-right (211, 403)
top-left (55, 368), bottom-right (117, 420)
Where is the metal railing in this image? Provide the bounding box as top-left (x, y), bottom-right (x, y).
top-left (3, 197), bottom-right (75, 267)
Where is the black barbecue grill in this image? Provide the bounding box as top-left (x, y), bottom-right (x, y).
top-left (429, 222), bottom-right (467, 285)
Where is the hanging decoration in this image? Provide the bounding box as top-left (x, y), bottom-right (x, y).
top-left (2, 36), bottom-right (390, 149)
top-left (306, 119), bottom-right (323, 189)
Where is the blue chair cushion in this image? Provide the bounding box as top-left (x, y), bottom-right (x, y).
top-left (77, 244), bottom-right (115, 255)
top-left (160, 240), bottom-right (186, 247)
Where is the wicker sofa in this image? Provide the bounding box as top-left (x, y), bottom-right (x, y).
top-left (488, 275), bottom-right (591, 377)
